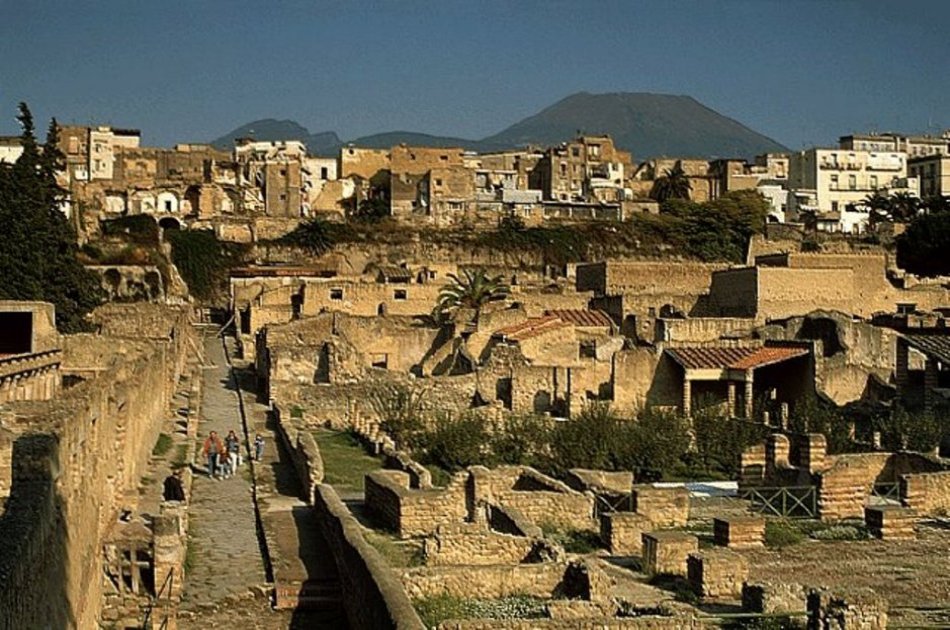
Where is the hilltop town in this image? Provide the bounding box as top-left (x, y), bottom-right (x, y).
top-left (3, 108), bottom-right (950, 630)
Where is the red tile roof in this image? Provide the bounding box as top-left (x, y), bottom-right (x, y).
top-left (667, 346), bottom-right (808, 371)
top-left (494, 315), bottom-right (572, 342)
top-left (544, 309), bottom-right (613, 328)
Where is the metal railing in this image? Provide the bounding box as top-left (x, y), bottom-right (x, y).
top-left (739, 485), bottom-right (818, 518)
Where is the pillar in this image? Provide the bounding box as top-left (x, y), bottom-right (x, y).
top-left (682, 378), bottom-right (692, 417)
top-left (727, 381), bottom-right (737, 418)
top-left (744, 371), bottom-right (754, 420)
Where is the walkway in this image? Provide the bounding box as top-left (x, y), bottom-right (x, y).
top-left (178, 334), bottom-right (345, 629)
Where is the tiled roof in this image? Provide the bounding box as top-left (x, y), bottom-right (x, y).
top-left (230, 265), bottom-right (336, 278)
top-left (377, 265), bottom-right (413, 282)
top-left (494, 315), bottom-right (571, 342)
top-left (904, 332), bottom-right (950, 364)
top-left (544, 309), bottom-right (613, 328)
top-left (666, 346), bottom-right (809, 371)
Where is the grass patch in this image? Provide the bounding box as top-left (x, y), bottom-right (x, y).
top-left (764, 519), bottom-right (869, 548)
top-left (414, 594), bottom-right (547, 627)
top-left (290, 405), bottom-right (304, 419)
top-left (364, 530), bottom-right (424, 568)
top-left (152, 433), bottom-right (173, 457)
top-left (312, 429), bottom-right (384, 494)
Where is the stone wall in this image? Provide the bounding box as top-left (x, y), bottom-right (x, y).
top-left (365, 470), bottom-right (470, 538)
top-left (313, 484), bottom-right (425, 629)
top-left (273, 403), bottom-right (325, 503)
top-left (631, 485), bottom-right (689, 528)
top-left (422, 521), bottom-right (552, 566)
top-left (470, 466), bottom-right (596, 532)
top-left (400, 562), bottom-right (568, 600)
top-left (0, 305), bottom-right (195, 629)
top-left (901, 470), bottom-right (950, 516)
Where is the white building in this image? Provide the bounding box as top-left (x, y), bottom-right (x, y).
top-left (787, 147), bottom-right (916, 233)
top-left (0, 137), bottom-right (23, 165)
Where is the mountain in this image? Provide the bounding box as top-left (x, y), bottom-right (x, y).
top-left (210, 93), bottom-right (788, 159)
top-left (480, 92), bottom-right (788, 159)
top-left (210, 119), bottom-right (342, 155)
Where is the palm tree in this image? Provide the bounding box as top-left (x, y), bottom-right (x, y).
top-left (434, 268), bottom-right (509, 321)
top-left (890, 192), bottom-right (920, 222)
top-left (650, 161), bottom-right (692, 203)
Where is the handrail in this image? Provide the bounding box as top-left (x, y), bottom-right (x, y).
top-left (140, 567), bottom-right (175, 629)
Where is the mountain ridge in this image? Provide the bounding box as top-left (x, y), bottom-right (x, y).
top-left (210, 92), bottom-right (788, 159)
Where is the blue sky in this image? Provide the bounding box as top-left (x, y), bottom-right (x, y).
top-left (1, 0), bottom-right (947, 149)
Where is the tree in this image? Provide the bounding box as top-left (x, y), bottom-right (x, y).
top-left (367, 381), bottom-right (429, 450)
top-left (434, 268), bottom-right (509, 321)
top-left (650, 162), bottom-right (692, 202)
top-left (0, 104), bottom-right (103, 331)
top-left (896, 212), bottom-right (950, 276)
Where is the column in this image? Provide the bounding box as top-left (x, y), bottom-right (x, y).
top-left (744, 371), bottom-right (754, 420)
top-left (682, 378), bottom-right (692, 417)
top-left (727, 382), bottom-right (737, 418)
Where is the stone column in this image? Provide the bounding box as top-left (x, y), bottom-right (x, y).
top-left (744, 371), bottom-right (754, 420)
top-left (682, 377), bottom-right (692, 417)
top-left (727, 381), bottom-right (737, 418)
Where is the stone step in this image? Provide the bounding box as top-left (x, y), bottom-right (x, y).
top-left (274, 579), bottom-right (344, 610)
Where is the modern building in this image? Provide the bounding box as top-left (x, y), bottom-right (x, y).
top-left (908, 154), bottom-right (950, 199)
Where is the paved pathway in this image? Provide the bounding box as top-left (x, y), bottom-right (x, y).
top-left (179, 335), bottom-right (267, 616)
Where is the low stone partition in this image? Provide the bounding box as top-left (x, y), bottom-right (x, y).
top-left (400, 562), bottom-right (569, 600)
top-left (487, 503), bottom-right (543, 539)
top-left (641, 532), bottom-right (698, 577)
top-left (712, 516), bottom-right (765, 549)
top-left (422, 521), bottom-right (562, 566)
top-left (436, 607), bottom-right (706, 629)
top-left (365, 470), bottom-right (469, 538)
top-left (383, 447), bottom-right (433, 489)
top-left (631, 485), bottom-right (689, 528)
top-left (565, 469), bottom-right (634, 494)
top-left (470, 466), bottom-right (596, 532)
top-left (272, 403), bottom-right (325, 503)
top-left (807, 588), bottom-right (888, 630)
top-left (687, 549), bottom-right (748, 599)
top-left (313, 484), bottom-right (425, 629)
top-left (901, 470), bottom-right (950, 516)
top-left (600, 512), bottom-right (651, 556)
top-left (742, 582), bottom-right (807, 615)
top-left (864, 506), bottom-right (916, 540)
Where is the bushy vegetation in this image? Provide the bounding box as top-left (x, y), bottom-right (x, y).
top-left (0, 103), bottom-right (104, 331)
top-left (100, 215), bottom-right (161, 246)
top-left (896, 211), bottom-right (950, 276)
top-left (166, 229), bottom-right (247, 303)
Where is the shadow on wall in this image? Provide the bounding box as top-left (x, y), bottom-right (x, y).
top-left (0, 433), bottom-right (74, 629)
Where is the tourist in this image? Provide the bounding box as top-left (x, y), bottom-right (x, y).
top-left (163, 469), bottom-right (186, 502)
top-left (202, 431), bottom-right (224, 479)
top-left (254, 433), bottom-right (265, 462)
top-left (226, 429), bottom-right (241, 473)
top-left (219, 448), bottom-right (232, 478)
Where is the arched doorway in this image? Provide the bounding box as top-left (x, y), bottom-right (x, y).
top-left (158, 217), bottom-right (181, 231)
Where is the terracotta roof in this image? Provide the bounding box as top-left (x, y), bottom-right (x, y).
top-left (494, 315), bottom-right (571, 342)
top-left (230, 265), bottom-right (337, 278)
top-left (377, 265), bottom-right (413, 282)
top-left (666, 346), bottom-right (809, 371)
top-left (903, 332), bottom-right (950, 364)
top-left (544, 309), bottom-right (613, 328)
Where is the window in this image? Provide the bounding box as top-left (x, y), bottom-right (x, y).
top-left (870, 175), bottom-right (878, 189)
top-left (279, 193), bottom-right (287, 201)
top-left (848, 174), bottom-right (857, 190)
top-left (571, 147), bottom-right (580, 157)
top-left (330, 288), bottom-right (343, 300)
top-left (440, 155), bottom-right (448, 161)
top-left (164, 200), bottom-right (173, 212)
top-left (371, 353), bottom-right (389, 369)
top-left (559, 162), bottom-right (567, 176)
top-left (435, 178), bottom-right (443, 187)
top-left (320, 167), bottom-right (328, 179)
top-left (830, 174), bottom-right (839, 190)
top-left (393, 289), bottom-right (407, 300)
top-left (279, 168), bottom-right (286, 176)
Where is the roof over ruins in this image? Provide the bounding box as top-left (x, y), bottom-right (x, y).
top-left (903, 332), bottom-right (950, 364)
top-left (666, 345), bottom-right (809, 371)
top-left (494, 315), bottom-right (571, 342)
top-left (543, 309), bottom-right (613, 328)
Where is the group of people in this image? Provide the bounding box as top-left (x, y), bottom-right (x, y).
top-left (201, 429), bottom-right (266, 479)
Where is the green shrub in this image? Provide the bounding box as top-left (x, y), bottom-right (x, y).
top-left (764, 520), bottom-right (805, 548)
top-left (100, 215), bottom-right (161, 245)
top-left (809, 524), bottom-right (868, 541)
top-left (539, 524), bottom-right (602, 554)
top-left (422, 413), bottom-right (493, 471)
top-left (414, 594), bottom-right (547, 627)
top-left (166, 229), bottom-right (246, 303)
top-left (491, 414), bottom-right (553, 467)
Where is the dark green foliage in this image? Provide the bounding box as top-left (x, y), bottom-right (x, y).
top-left (275, 218), bottom-right (337, 254)
top-left (896, 212), bottom-right (950, 276)
top-left (539, 524), bottom-right (603, 553)
top-left (100, 215), bottom-right (160, 246)
top-left (434, 268), bottom-right (510, 320)
top-left (650, 162), bottom-right (692, 202)
top-left (421, 413), bottom-right (493, 471)
top-left (368, 382), bottom-right (428, 451)
top-left (352, 197), bottom-right (390, 221)
top-left (0, 104), bottom-right (103, 331)
top-left (166, 229), bottom-right (245, 303)
top-left (477, 221), bottom-right (590, 267)
top-left (763, 519), bottom-right (804, 548)
top-left (491, 414), bottom-right (552, 467)
top-left (789, 395), bottom-right (855, 454)
top-left (877, 404), bottom-right (945, 453)
top-left (690, 403), bottom-right (771, 475)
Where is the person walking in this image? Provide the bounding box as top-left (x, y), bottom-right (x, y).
top-left (226, 429), bottom-right (241, 475)
top-left (219, 448), bottom-right (232, 479)
top-left (254, 433), bottom-right (265, 462)
top-left (202, 431), bottom-right (224, 479)
top-left (163, 469), bottom-right (186, 501)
